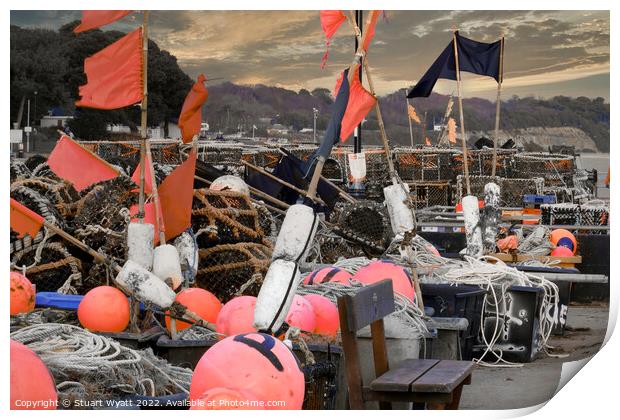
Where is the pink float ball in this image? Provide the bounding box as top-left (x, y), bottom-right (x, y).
top-left (190, 333), bottom-right (305, 409)
top-left (285, 295), bottom-right (316, 332)
top-left (216, 296), bottom-right (257, 337)
top-left (10, 340), bottom-right (57, 410)
top-left (303, 266), bottom-right (352, 285)
top-left (551, 246), bottom-right (574, 257)
top-left (353, 260), bottom-right (415, 302)
top-left (190, 387), bottom-right (264, 410)
top-left (303, 294), bottom-right (339, 337)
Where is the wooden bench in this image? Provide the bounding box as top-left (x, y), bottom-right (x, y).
top-left (337, 279), bottom-right (475, 409)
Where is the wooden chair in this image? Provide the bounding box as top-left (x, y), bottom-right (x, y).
top-left (337, 279), bottom-right (475, 410)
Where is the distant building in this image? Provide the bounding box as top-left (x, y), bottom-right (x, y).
top-left (40, 115), bottom-right (73, 128)
top-left (299, 128), bottom-right (313, 133)
top-left (267, 123), bottom-right (290, 136)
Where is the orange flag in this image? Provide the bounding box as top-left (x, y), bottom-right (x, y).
top-left (158, 151), bottom-right (197, 241)
top-left (74, 10), bottom-right (132, 33)
top-left (361, 11), bottom-right (381, 52)
top-left (447, 118), bottom-right (457, 144)
top-left (178, 74), bottom-right (209, 143)
top-left (10, 198), bottom-right (44, 239)
top-left (47, 135), bottom-right (120, 191)
top-left (320, 10), bottom-right (346, 68)
top-left (425, 137), bottom-right (432, 146)
top-left (407, 104), bottom-right (421, 124)
top-left (130, 155), bottom-right (153, 195)
top-left (75, 28), bottom-right (143, 110)
top-left (333, 65), bottom-right (377, 142)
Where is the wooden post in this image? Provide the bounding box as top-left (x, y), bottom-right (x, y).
top-left (491, 36), bottom-right (505, 177)
top-left (138, 10), bottom-right (150, 220)
top-left (405, 90), bottom-right (414, 147)
top-left (453, 30), bottom-right (471, 195)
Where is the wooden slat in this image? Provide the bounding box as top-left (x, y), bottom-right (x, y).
top-left (342, 279), bottom-right (395, 331)
top-left (411, 360), bottom-right (475, 393)
top-left (370, 359), bottom-right (439, 392)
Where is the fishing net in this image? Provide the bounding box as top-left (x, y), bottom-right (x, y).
top-left (513, 153), bottom-right (574, 188)
top-left (195, 242), bottom-right (272, 303)
top-left (31, 162), bottom-right (60, 179)
top-left (468, 149), bottom-right (517, 178)
top-left (253, 202), bottom-right (279, 244)
top-left (11, 241), bottom-right (83, 294)
top-left (11, 324), bottom-right (193, 406)
top-left (408, 181), bottom-right (452, 209)
top-left (394, 147), bottom-right (456, 181)
top-left (11, 308), bottom-right (79, 329)
top-left (191, 188), bottom-right (265, 248)
top-left (331, 200), bottom-right (393, 255)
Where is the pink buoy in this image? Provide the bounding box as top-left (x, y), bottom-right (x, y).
top-left (303, 294), bottom-right (339, 337)
top-left (216, 296), bottom-right (257, 337)
top-left (190, 387), bottom-right (264, 410)
top-left (551, 246), bottom-right (574, 257)
top-left (285, 295), bottom-right (316, 332)
top-left (353, 260), bottom-right (415, 302)
top-left (303, 266), bottom-right (352, 285)
top-left (190, 333), bottom-right (305, 409)
top-left (10, 340), bottom-right (57, 410)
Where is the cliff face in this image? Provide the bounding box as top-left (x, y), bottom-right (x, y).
top-left (470, 127), bottom-right (599, 152)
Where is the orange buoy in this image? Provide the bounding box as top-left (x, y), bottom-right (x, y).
top-left (303, 266), bottom-right (352, 285)
top-left (551, 246), bottom-right (574, 257)
top-left (216, 296), bottom-right (258, 337)
top-left (190, 387), bottom-right (264, 410)
top-left (165, 288), bottom-right (222, 332)
top-left (550, 229), bottom-right (577, 253)
top-left (190, 332), bottom-right (305, 410)
top-left (10, 272), bottom-right (35, 315)
top-left (353, 260), bottom-right (415, 302)
top-left (77, 286), bottom-right (130, 333)
top-left (303, 294), bottom-right (339, 337)
top-left (10, 340), bottom-right (57, 410)
top-left (285, 295), bottom-right (316, 332)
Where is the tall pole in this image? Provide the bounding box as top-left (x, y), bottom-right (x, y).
top-left (453, 30), bottom-right (471, 195)
top-left (491, 36), bottom-right (505, 177)
top-left (405, 90), bottom-right (414, 147)
top-left (26, 99), bottom-right (30, 153)
top-left (138, 11), bottom-right (149, 220)
top-left (353, 10), bottom-right (363, 154)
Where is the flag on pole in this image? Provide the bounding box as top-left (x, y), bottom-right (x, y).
top-left (407, 104), bottom-right (421, 124)
top-left (10, 198), bottom-right (44, 239)
top-left (319, 10), bottom-right (346, 68)
top-left (130, 155), bottom-right (154, 195)
top-left (178, 74), bottom-right (209, 143)
top-left (361, 10), bottom-right (381, 52)
top-left (75, 28), bottom-right (144, 110)
top-left (74, 10), bottom-right (132, 33)
top-left (47, 135), bottom-right (120, 191)
top-left (425, 137), bottom-right (432, 146)
top-left (332, 65), bottom-right (377, 142)
top-left (158, 151), bottom-right (197, 241)
top-left (447, 118), bottom-right (457, 144)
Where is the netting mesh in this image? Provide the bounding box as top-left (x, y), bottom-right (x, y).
top-left (513, 153), bottom-right (574, 188)
top-left (195, 242), bottom-right (272, 302)
top-left (79, 140), bottom-right (183, 167)
top-left (541, 202), bottom-right (609, 231)
top-left (409, 181), bottom-right (451, 209)
top-left (332, 200), bottom-right (392, 254)
top-left (456, 175), bottom-right (544, 207)
top-left (394, 147), bottom-right (456, 181)
top-left (192, 188), bottom-right (265, 248)
top-left (468, 149), bottom-right (517, 177)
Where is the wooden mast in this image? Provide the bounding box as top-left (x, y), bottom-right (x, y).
top-left (405, 90), bottom-right (414, 147)
top-left (138, 11), bottom-right (149, 220)
top-left (453, 29), bottom-right (471, 195)
top-left (491, 35), bottom-right (505, 177)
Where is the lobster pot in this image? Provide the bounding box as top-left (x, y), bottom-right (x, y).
top-left (456, 175), bottom-right (501, 205)
top-left (191, 188), bottom-right (265, 248)
top-left (468, 149), bottom-right (517, 177)
top-left (500, 178), bottom-right (544, 207)
top-left (409, 181), bottom-right (451, 209)
top-left (11, 242), bottom-right (83, 293)
top-left (332, 200), bottom-right (392, 254)
top-left (79, 140), bottom-right (183, 168)
top-left (195, 242), bottom-right (272, 303)
top-left (540, 203), bottom-right (580, 226)
top-left (195, 142), bottom-right (244, 175)
top-left (249, 147), bottom-right (282, 169)
top-left (289, 145), bottom-right (317, 161)
top-left (309, 235), bottom-right (365, 264)
top-left (513, 153), bottom-right (575, 188)
top-left (580, 203), bottom-right (610, 229)
top-left (394, 147), bottom-right (456, 181)
top-left (11, 177), bottom-right (80, 219)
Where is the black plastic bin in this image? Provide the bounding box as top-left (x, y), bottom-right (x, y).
top-left (420, 283), bottom-right (487, 360)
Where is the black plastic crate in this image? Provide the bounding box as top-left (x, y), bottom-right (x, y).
top-left (420, 283), bottom-right (487, 360)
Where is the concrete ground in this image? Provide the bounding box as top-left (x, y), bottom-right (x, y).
top-left (459, 304), bottom-right (608, 410)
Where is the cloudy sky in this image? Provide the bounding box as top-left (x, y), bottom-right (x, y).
top-left (10, 10), bottom-right (610, 100)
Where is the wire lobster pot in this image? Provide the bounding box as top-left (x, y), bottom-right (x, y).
top-left (394, 147), bottom-right (457, 181)
top-left (195, 142), bottom-right (245, 175)
top-left (541, 202), bottom-right (609, 233)
top-left (467, 149), bottom-right (517, 178)
top-left (513, 153), bottom-right (575, 188)
top-left (456, 175), bottom-right (544, 207)
top-left (408, 181), bottom-right (452, 209)
top-left (79, 140), bottom-right (184, 168)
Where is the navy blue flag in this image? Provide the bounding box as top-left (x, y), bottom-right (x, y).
top-left (407, 32), bottom-right (502, 98)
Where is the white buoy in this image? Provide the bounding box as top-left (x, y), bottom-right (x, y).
top-left (253, 259), bottom-right (301, 333)
top-left (210, 175), bottom-right (250, 196)
top-left (462, 195), bottom-right (483, 257)
top-left (272, 204), bottom-right (318, 261)
top-left (127, 222), bottom-right (154, 270)
top-left (384, 183), bottom-right (414, 235)
top-left (115, 260), bottom-right (176, 308)
top-left (482, 182), bottom-right (501, 253)
top-left (153, 244), bottom-right (184, 290)
top-left (174, 232), bottom-right (198, 286)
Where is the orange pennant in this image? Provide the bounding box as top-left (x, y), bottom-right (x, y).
top-left (333, 65), bottom-right (377, 142)
top-left (47, 135), bottom-right (120, 191)
top-left (74, 10), bottom-right (132, 33)
top-left (10, 198), bottom-right (44, 239)
top-left (361, 10), bottom-right (381, 52)
top-left (408, 104), bottom-right (421, 124)
top-left (158, 151), bottom-right (197, 241)
top-left (131, 155), bottom-right (153, 195)
top-left (447, 118), bottom-right (457, 144)
top-left (178, 74), bottom-right (209, 143)
top-left (75, 28), bottom-right (143, 110)
top-left (319, 10), bottom-right (346, 68)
